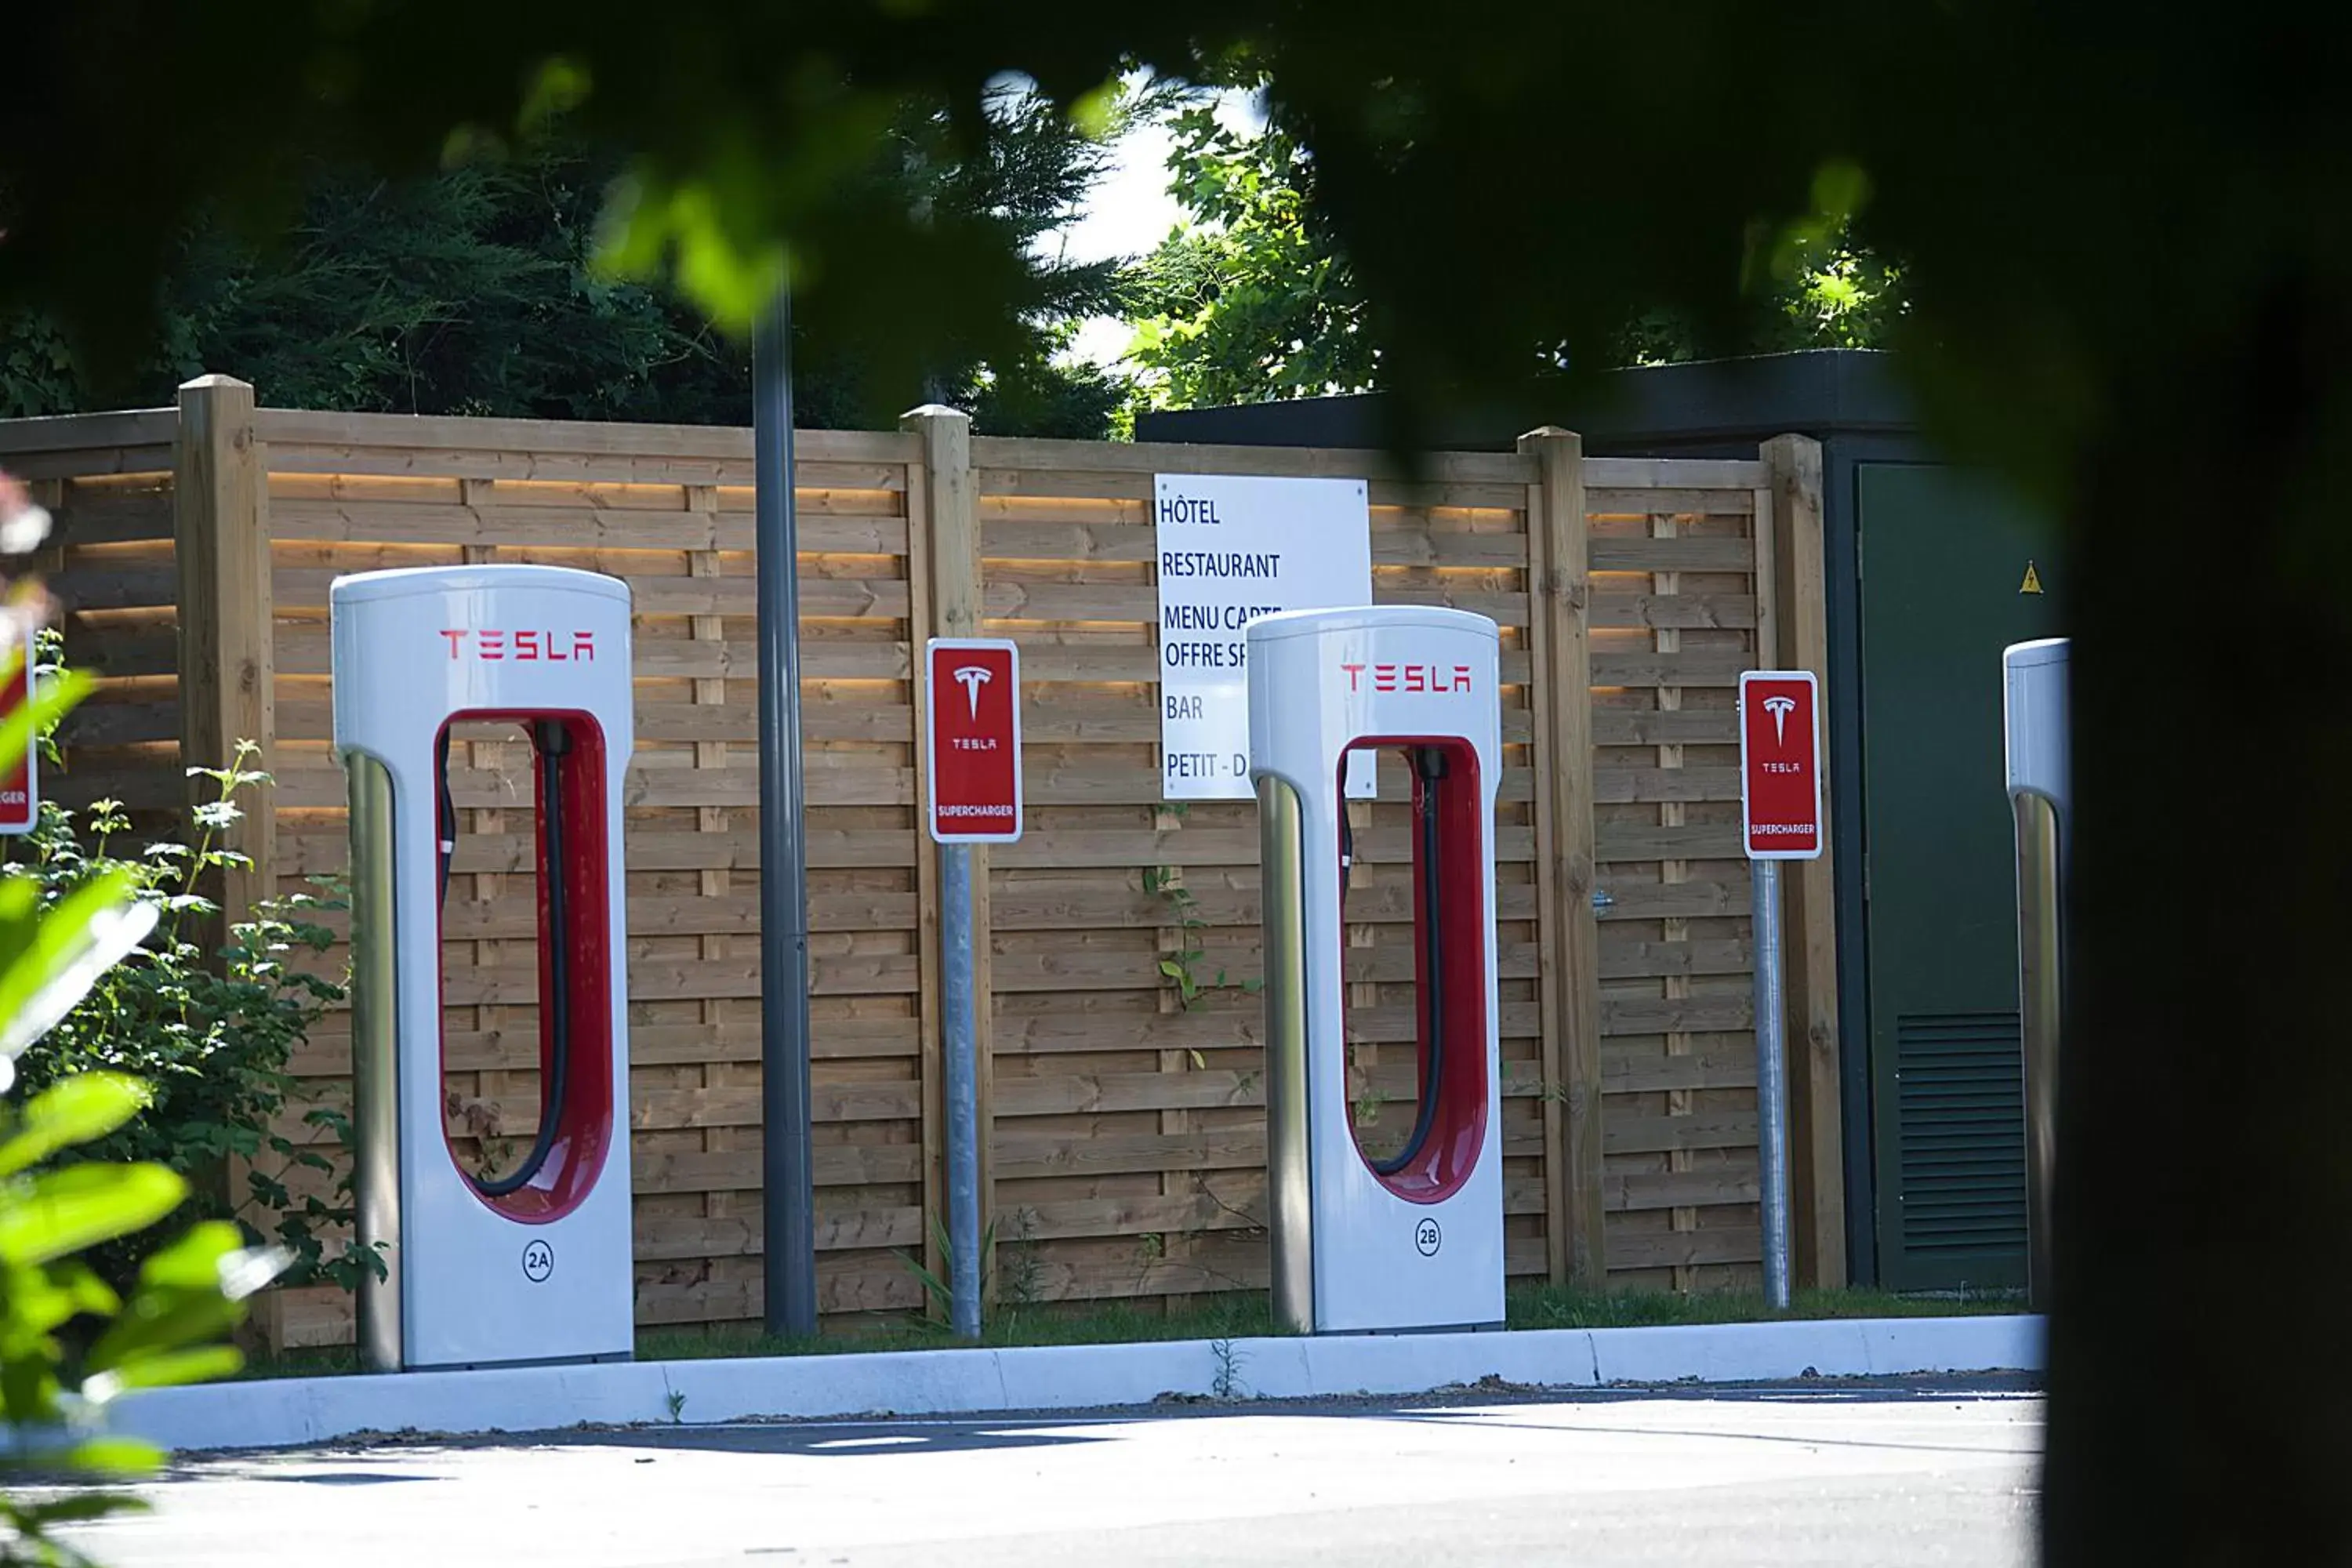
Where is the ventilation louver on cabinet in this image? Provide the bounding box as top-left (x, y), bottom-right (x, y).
top-left (1895, 1011), bottom-right (2027, 1255)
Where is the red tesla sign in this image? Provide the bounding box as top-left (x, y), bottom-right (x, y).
top-left (1739, 670), bottom-right (1822, 861)
top-left (0, 618), bottom-right (37, 836)
top-left (925, 638), bottom-right (1023, 844)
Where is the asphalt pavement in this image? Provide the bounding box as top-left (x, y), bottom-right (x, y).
top-left (56, 1380), bottom-right (2042, 1567)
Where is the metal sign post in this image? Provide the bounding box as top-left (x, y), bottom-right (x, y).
top-left (754, 287), bottom-right (818, 1340)
top-left (924, 637), bottom-right (1023, 1339)
top-left (1738, 670), bottom-right (1824, 1310)
top-left (2004, 638), bottom-right (2069, 1312)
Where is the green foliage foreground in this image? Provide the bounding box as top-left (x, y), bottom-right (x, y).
top-left (14, 737), bottom-right (362, 1298)
top-left (0, 637), bottom-right (274, 1566)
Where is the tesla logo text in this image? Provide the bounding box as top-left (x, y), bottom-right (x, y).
top-left (953, 664), bottom-right (992, 719)
top-left (441, 630), bottom-right (597, 662)
top-left (1762, 694), bottom-right (1795, 746)
top-left (1340, 662), bottom-right (1474, 695)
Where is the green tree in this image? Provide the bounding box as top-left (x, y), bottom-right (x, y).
top-left (9, 5), bottom-right (2352, 1559)
top-left (0, 91), bottom-right (1136, 437)
top-left (1124, 96), bottom-right (1906, 407)
top-left (1123, 107), bottom-right (1378, 407)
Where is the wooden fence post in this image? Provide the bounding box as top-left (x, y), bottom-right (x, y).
top-left (1762, 434), bottom-right (1846, 1290)
top-left (899, 405), bottom-right (996, 1301)
top-left (1519, 426), bottom-right (1606, 1290)
top-left (172, 375), bottom-right (277, 948)
top-left (173, 375), bottom-right (277, 1348)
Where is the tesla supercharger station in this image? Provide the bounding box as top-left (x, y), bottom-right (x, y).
top-left (2004, 637), bottom-right (2068, 1312)
top-left (332, 564), bottom-right (635, 1372)
top-left (1248, 605), bottom-right (1504, 1334)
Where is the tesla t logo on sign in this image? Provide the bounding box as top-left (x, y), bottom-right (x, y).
top-left (1739, 671), bottom-right (1822, 860)
top-left (925, 638), bottom-right (1023, 844)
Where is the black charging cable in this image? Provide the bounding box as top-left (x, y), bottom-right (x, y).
top-left (1336, 750), bottom-right (1451, 1175)
top-left (1372, 746), bottom-right (1450, 1175)
top-left (435, 728), bottom-right (458, 907)
top-left (447, 721), bottom-right (575, 1200)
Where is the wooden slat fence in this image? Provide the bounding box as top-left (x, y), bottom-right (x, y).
top-left (967, 435), bottom-right (1555, 1305)
top-left (1584, 458), bottom-right (1773, 1286)
top-left (0, 382), bottom-right (1841, 1348)
top-left (4, 406), bottom-right (183, 821)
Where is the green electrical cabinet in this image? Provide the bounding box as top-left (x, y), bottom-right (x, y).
top-left (1857, 463), bottom-right (2060, 1292)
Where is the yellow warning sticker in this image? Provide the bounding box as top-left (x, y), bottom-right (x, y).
top-left (2019, 561), bottom-right (2044, 595)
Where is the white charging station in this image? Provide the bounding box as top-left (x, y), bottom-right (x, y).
top-left (2004, 636), bottom-right (2068, 1310)
top-left (332, 564), bottom-right (636, 1371)
top-left (1248, 604), bottom-right (1504, 1334)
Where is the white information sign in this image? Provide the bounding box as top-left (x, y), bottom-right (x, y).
top-left (1154, 474), bottom-right (1374, 800)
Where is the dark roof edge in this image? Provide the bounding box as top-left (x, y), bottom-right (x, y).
top-left (1133, 349), bottom-right (1917, 453)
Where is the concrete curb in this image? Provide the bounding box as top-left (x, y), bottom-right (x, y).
top-left (114, 1313), bottom-right (2045, 1455)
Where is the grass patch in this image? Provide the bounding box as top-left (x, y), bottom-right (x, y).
top-left (636, 1294), bottom-right (1281, 1365)
top-left (1507, 1283), bottom-right (2024, 1331)
top-left (233, 1282), bottom-right (2020, 1380)
top-left (233, 1344), bottom-right (363, 1380)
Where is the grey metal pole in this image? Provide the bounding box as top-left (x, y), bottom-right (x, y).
top-left (941, 842), bottom-right (982, 1340)
top-left (755, 285), bottom-right (818, 1338)
top-left (1751, 858), bottom-right (1793, 1311)
top-left (345, 753), bottom-right (403, 1373)
top-left (2005, 637), bottom-right (2071, 1315)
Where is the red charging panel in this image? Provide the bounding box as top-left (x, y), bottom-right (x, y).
top-left (433, 710), bottom-right (615, 1222)
top-left (0, 619), bottom-right (36, 833)
top-left (1338, 736), bottom-right (1489, 1203)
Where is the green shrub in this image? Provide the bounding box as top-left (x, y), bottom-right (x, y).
top-left (13, 743), bottom-right (372, 1294)
top-left (0, 608), bottom-right (272, 1565)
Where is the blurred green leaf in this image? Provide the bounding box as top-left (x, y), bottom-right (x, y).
top-left (0, 662), bottom-right (90, 788)
top-left (13, 1489), bottom-right (152, 1526)
top-left (121, 1218), bottom-right (242, 1294)
top-left (51, 1437), bottom-right (165, 1478)
top-left (51, 1259), bottom-right (125, 1322)
top-left (87, 1221), bottom-right (258, 1375)
top-left (0, 869), bottom-right (159, 1065)
top-left (7, 1258), bottom-right (123, 1336)
top-left (0, 1348), bottom-right (63, 1432)
top-left (82, 1345), bottom-right (245, 1401)
top-left (0, 1163), bottom-right (188, 1269)
top-left (0, 1072), bottom-right (152, 1178)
